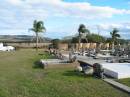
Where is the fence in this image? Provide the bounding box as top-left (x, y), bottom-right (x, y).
top-left (6, 42), bottom-right (52, 48)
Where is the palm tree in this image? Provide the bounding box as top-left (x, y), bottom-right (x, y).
top-left (110, 28), bottom-right (120, 51)
top-left (78, 24), bottom-right (90, 51)
top-left (30, 20), bottom-right (46, 51)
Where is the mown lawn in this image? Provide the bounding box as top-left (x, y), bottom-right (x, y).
top-left (117, 78), bottom-right (130, 87)
top-left (0, 49), bottom-right (129, 97)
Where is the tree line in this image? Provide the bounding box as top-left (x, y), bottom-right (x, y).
top-left (29, 20), bottom-right (128, 50)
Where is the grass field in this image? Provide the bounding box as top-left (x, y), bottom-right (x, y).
top-left (0, 49), bottom-right (129, 97)
top-left (117, 78), bottom-right (130, 87)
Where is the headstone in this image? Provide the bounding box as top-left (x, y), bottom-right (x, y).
top-left (93, 63), bottom-right (104, 78)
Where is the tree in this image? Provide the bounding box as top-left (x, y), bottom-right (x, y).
top-left (78, 24), bottom-right (90, 50)
top-left (87, 34), bottom-right (105, 43)
top-left (51, 39), bottom-right (60, 49)
top-left (71, 37), bottom-right (79, 43)
top-left (110, 28), bottom-right (120, 50)
top-left (30, 20), bottom-right (46, 51)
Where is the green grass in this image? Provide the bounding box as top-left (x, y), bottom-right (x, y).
top-left (0, 49), bottom-right (129, 97)
top-left (117, 78), bottom-right (130, 87)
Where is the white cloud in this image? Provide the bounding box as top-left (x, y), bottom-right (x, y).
top-left (6, 0), bottom-right (23, 5)
top-left (5, 0), bottom-right (130, 19)
top-left (0, 0), bottom-right (130, 39)
top-left (93, 23), bottom-right (130, 39)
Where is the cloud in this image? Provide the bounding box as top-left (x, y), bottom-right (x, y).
top-left (0, 0), bottom-right (130, 39)
top-left (6, 0), bottom-right (22, 5)
top-left (93, 23), bottom-right (130, 39)
top-left (4, 0), bottom-right (130, 19)
top-left (2, 0), bottom-right (130, 21)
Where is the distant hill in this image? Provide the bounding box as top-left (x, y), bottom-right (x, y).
top-left (0, 35), bottom-right (52, 43)
top-left (63, 34), bottom-right (78, 40)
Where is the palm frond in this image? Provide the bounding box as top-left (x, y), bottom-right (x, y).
top-left (115, 34), bottom-right (120, 38)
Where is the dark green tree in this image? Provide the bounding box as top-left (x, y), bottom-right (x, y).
top-left (71, 37), bottom-right (79, 43)
top-left (110, 28), bottom-right (120, 50)
top-left (78, 24), bottom-right (90, 50)
top-left (51, 39), bottom-right (60, 49)
top-left (87, 34), bottom-right (105, 43)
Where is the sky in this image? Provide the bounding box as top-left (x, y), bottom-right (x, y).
top-left (0, 0), bottom-right (130, 39)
